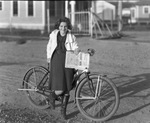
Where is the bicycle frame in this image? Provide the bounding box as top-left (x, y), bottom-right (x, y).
top-left (21, 66), bottom-right (49, 91)
top-left (74, 71), bottom-right (107, 103)
top-left (20, 65), bottom-right (107, 102)
top-left (17, 48), bottom-right (120, 122)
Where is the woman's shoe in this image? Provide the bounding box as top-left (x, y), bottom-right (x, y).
top-left (49, 91), bottom-right (57, 109)
top-left (60, 94), bottom-right (70, 120)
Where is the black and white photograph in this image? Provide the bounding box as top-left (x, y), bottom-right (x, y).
top-left (0, 0), bottom-right (150, 123)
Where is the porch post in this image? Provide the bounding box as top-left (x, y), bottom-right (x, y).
top-left (118, 0), bottom-right (122, 32)
top-left (47, 1), bottom-right (50, 33)
top-left (90, 1), bottom-right (96, 38)
top-left (65, 1), bottom-right (69, 17)
top-left (70, 1), bottom-right (76, 26)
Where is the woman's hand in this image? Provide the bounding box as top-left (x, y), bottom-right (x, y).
top-left (47, 58), bottom-right (51, 63)
top-left (74, 48), bottom-right (80, 55)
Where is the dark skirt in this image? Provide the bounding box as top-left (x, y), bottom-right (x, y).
top-left (49, 50), bottom-right (74, 92)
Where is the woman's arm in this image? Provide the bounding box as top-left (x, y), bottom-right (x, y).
top-left (74, 48), bottom-right (80, 55)
top-left (46, 35), bottom-right (52, 63)
top-left (72, 35), bottom-right (80, 54)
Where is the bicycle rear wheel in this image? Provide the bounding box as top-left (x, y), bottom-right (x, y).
top-left (76, 74), bottom-right (119, 122)
top-left (23, 66), bottom-right (50, 109)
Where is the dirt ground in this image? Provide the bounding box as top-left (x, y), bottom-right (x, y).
top-left (0, 31), bottom-right (150, 123)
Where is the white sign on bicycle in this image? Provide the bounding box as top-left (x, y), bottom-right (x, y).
top-left (65, 51), bottom-right (90, 70)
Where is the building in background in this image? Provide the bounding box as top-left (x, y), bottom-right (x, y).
top-left (0, 1), bottom-right (45, 31)
top-left (2, 1), bottom-right (145, 34)
top-left (0, 1), bottom-right (90, 33)
top-left (130, 0), bottom-right (150, 24)
top-left (95, 1), bottom-right (116, 21)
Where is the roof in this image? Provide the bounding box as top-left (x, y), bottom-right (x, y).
top-left (104, 0), bottom-right (150, 8)
top-left (135, 0), bottom-right (150, 5)
top-left (107, 1), bottom-right (135, 8)
top-left (104, 0), bottom-right (138, 2)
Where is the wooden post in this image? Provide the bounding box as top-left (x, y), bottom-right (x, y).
top-left (90, 1), bottom-right (94, 38)
top-left (65, 1), bottom-right (69, 17)
top-left (47, 9), bottom-right (50, 33)
top-left (47, 1), bottom-right (50, 33)
top-left (91, 1), bottom-right (97, 38)
top-left (118, 0), bottom-right (122, 32)
top-left (9, 15), bottom-right (12, 34)
top-left (70, 1), bottom-right (76, 27)
top-left (111, 9), bottom-right (113, 30)
top-left (9, 6), bottom-right (12, 34)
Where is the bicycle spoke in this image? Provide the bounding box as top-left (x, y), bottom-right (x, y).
top-left (23, 67), bottom-right (50, 109)
top-left (99, 82), bottom-right (110, 95)
top-left (76, 75), bottom-right (119, 122)
top-left (33, 68), bottom-right (37, 84)
top-left (88, 79), bottom-right (96, 95)
top-left (23, 80), bottom-right (36, 88)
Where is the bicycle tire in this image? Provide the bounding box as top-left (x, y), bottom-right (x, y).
top-left (76, 74), bottom-right (119, 122)
top-left (23, 66), bottom-right (50, 110)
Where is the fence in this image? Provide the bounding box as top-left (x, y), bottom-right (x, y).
top-left (68, 11), bottom-right (92, 35)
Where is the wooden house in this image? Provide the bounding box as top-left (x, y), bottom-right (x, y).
top-left (95, 0), bottom-right (116, 21)
top-left (0, 1), bottom-right (91, 33)
top-left (130, 0), bottom-right (150, 24)
top-left (0, 1), bottom-right (46, 31)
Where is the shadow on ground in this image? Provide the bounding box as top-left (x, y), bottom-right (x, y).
top-left (110, 73), bottom-right (150, 121)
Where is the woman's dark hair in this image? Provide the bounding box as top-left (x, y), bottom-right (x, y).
top-left (54, 17), bottom-right (72, 30)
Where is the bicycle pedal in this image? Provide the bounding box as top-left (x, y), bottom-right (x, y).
top-left (56, 96), bottom-right (62, 102)
top-left (103, 75), bottom-right (107, 77)
top-left (47, 99), bottom-right (55, 110)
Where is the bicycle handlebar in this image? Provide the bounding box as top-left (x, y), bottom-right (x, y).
top-left (47, 48), bottom-right (95, 70)
top-left (87, 48), bottom-right (95, 56)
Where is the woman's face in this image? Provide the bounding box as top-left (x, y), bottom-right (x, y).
top-left (59, 22), bottom-right (68, 36)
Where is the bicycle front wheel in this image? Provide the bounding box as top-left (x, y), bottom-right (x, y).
top-left (23, 66), bottom-right (50, 110)
top-left (76, 74), bottom-right (119, 122)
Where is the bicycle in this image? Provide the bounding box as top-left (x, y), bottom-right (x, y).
top-left (18, 49), bottom-right (119, 122)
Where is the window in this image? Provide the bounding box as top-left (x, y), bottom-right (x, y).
top-left (0, 1), bottom-right (2, 10)
top-left (13, 1), bottom-right (18, 16)
top-left (143, 6), bottom-right (149, 14)
top-left (131, 9), bottom-right (135, 18)
top-left (28, 1), bottom-right (34, 16)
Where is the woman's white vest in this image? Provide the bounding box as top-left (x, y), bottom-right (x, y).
top-left (47, 29), bottom-right (78, 59)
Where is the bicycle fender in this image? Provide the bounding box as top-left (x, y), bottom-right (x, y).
top-left (22, 66), bottom-right (49, 86)
top-left (90, 72), bottom-right (107, 77)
